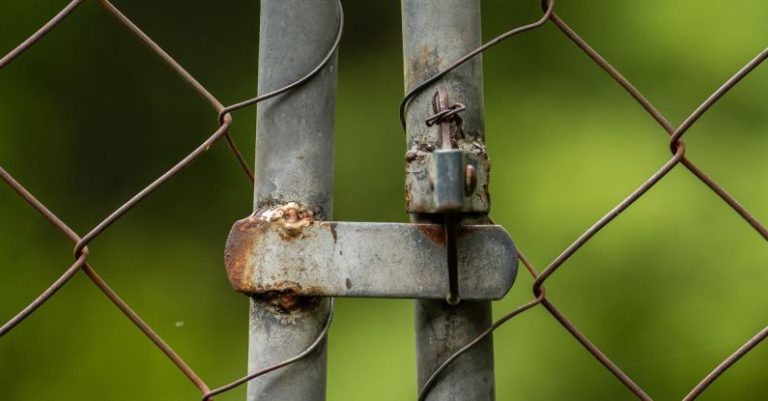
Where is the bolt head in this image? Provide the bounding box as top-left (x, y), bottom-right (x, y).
top-left (465, 164), bottom-right (477, 195)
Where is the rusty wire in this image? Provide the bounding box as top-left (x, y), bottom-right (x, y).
top-left (399, 0), bottom-right (555, 130)
top-left (403, 2), bottom-right (767, 400)
top-left (2, 0), bottom-right (766, 400)
top-left (1, 0), bottom-right (343, 399)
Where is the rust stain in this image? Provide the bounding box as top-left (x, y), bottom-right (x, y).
top-left (224, 216), bottom-right (262, 294)
top-left (224, 216), bottom-right (331, 301)
top-left (250, 281), bottom-right (329, 313)
top-left (238, 279), bottom-right (330, 297)
top-left (404, 182), bottom-right (413, 209)
top-left (408, 45), bottom-right (441, 88)
top-left (417, 224), bottom-right (446, 245)
top-left (224, 205), bottom-right (343, 319)
top-left (325, 222), bottom-right (338, 243)
top-left (225, 202), bottom-right (318, 296)
top-left (258, 201), bottom-right (314, 242)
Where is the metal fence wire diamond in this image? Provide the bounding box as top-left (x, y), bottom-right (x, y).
top-left (1, 1), bottom-right (766, 400)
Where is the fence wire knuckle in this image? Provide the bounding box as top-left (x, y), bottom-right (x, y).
top-left (1, 0), bottom-right (766, 400)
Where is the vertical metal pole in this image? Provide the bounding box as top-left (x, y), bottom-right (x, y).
top-left (247, 0), bottom-right (337, 400)
top-left (401, 1), bottom-right (495, 400)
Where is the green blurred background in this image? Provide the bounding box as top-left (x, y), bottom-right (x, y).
top-left (1, 0), bottom-right (767, 400)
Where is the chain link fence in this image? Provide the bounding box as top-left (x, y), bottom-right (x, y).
top-left (1, 1), bottom-right (766, 400)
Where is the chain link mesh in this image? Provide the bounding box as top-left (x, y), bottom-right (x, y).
top-left (1, 1), bottom-right (766, 400)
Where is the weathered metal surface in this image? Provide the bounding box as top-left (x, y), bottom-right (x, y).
top-left (407, 88), bottom-right (488, 214)
top-left (415, 300), bottom-right (494, 400)
top-left (252, 6), bottom-right (337, 219)
top-left (225, 215), bottom-right (517, 300)
top-left (246, 0), bottom-right (337, 400)
top-left (402, 4), bottom-right (490, 216)
top-left (402, 0), bottom-right (496, 399)
top-left (405, 140), bottom-right (489, 214)
top-left (429, 149), bottom-right (465, 212)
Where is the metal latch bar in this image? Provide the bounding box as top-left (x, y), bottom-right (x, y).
top-left (225, 217), bottom-right (517, 300)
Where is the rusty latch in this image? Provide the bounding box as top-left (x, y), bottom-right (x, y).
top-left (223, 90), bottom-right (517, 303)
top-left (404, 93), bottom-right (489, 215)
top-left (419, 88), bottom-right (482, 304)
top-left (224, 203), bottom-right (517, 300)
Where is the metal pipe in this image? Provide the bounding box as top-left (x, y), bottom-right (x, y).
top-left (247, 0), bottom-right (337, 400)
top-left (401, 1), bottom-right (496, 400)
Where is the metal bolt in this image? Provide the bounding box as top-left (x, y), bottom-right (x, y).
top-left (465, 164), bottom-right (476, 195)
top-left (405, 149), bottom-right (419, 162)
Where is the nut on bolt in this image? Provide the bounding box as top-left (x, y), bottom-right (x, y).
top-left (405, 148), bottom-right (419, 162)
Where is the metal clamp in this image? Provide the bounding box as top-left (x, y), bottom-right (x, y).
top-left (404, 91), bottom-right (489, 215)
top-left (224, 204), bottom-right (517, 300)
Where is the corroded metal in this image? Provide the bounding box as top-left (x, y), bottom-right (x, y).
top-left (3, 1), bottom-right (768, 400)
top-left (405, 140), bottom-right (489, 214)
top-left (401, 1), bottom-right (496, 400)
top-left (245, 0), bottom-right (338, 400)
top-left (407, 88), bottom-right (488, 215)
top-left (225, 213), bottom-right (517, 300)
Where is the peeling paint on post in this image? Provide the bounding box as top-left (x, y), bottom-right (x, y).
top-left (401, 1), bottom-right (496, 400)
top-left (247, 0), bottom-right (337, 400)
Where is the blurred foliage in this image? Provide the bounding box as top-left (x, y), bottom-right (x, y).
top-left (1, 0), bottom-right (767, 400)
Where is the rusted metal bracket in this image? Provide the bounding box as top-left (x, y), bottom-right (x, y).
top-left (405, 138), bottom-right (489, 214)
top-left (404, 90), bottom-right (489, 215)
top-left (224, 203), bottom-right (517, 300)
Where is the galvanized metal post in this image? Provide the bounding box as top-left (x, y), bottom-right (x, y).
top-left (401, 1), bottom-right (496, 400)
top-left (247, 0), bottom-right (337, 400)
